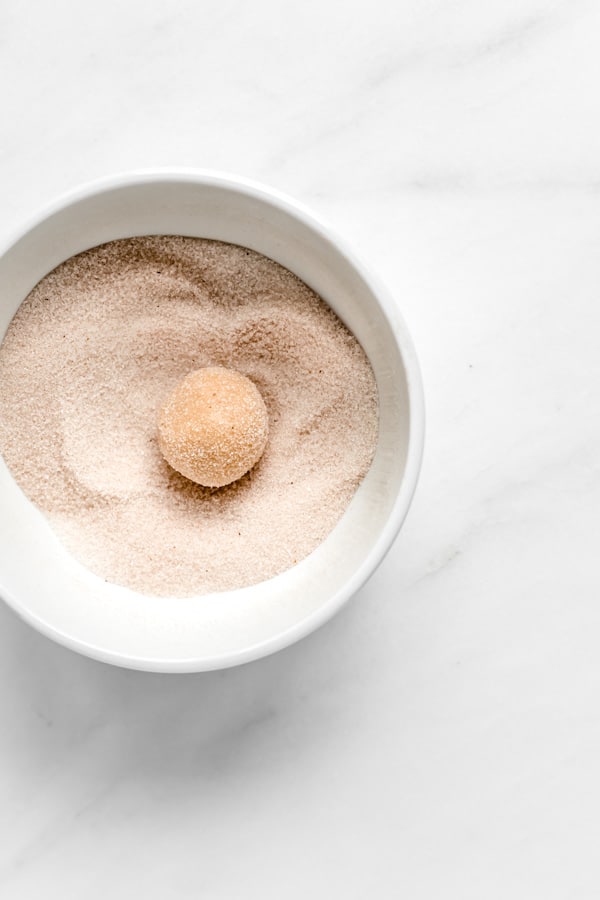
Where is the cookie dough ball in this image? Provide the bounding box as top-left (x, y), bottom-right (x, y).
top-left (158, 367), bottom-right (269, 488)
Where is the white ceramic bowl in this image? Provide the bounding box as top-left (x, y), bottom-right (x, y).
top-left (0, 171), bottom-right (424, 672)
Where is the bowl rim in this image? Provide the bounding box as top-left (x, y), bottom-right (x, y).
top-left (0, 168), bottom-right (425, 672)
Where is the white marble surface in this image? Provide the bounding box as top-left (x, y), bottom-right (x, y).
top-left (1, 0), bottom-right (599, 896)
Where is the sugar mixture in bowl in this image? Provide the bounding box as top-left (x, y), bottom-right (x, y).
top-left (0, 237), bottom-right (378, 596)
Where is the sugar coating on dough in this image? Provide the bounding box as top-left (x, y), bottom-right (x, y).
top-left (158, 367), bottom-right (269, 488)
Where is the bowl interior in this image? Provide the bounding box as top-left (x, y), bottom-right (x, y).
top-left (0, 174), bottom-right (419, 671)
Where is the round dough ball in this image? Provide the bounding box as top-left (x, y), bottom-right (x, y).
top-left (158, 367), bottom-right (269, 487)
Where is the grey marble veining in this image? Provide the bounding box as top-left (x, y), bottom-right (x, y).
top-left (1, 0), bottom-right (600, 896)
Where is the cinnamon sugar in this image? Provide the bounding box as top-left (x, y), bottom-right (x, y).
top-left (0, 237), bottom-right (378, 596)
